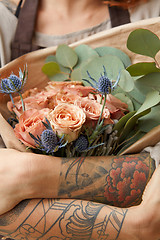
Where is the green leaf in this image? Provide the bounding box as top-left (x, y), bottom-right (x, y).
top-left (44, 55), bottom-right (71, 74)
top-left (45, 55), bottom-right (56, 63)
top-left (81, 55), bottom-right (124, 86)
top-left (74, 45), bottom-right (99, 68)
top-left (127, 62), bottom-right (160, 76)
top-left (71, 58), bottom-right (95, 82)
top-left (119, 108), bottom-right (151, 142)
top-left (135, 90), bottom-right (160, 115)
top-left (114, 83), bottom-right (145, 111)
top-left (42, 62), bottom-right (61, 77)
top-left (95, 46), bottom-right (131, 68)
top-left (135, 72), bottom-right (160, 95)
top-left (119, 69), bottom-right (134, 92)
top-left (126, 84), bottom-right (145, 110)
top-left (113, 111), bottom-right (136, 133)
top-left (56, 44), bottom-right (78, 68)
top-left (138, 105), bottom-right (160, 132)
top-left (127, 29), bottom-right (160, 58)
top-left (114, 93), bottom-right (134, 112)
top-left (49, 73), bottom-right (69, 82)
top-left (116, 130), bottom-right (145, 155)
top-left (71, 67), bottom-right (83, 82)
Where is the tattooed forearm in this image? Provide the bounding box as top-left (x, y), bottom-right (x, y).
top-left (58, 153), bottom-right (155, 207)
top-left (0, 200), bottom-right (30, 226)
top-left (0, 198), bottom-right (128, 240)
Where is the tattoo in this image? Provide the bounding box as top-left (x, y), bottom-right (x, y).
top-left (59, 153), bottom-right (155, 207)
top-left (0, 200), bottom-right (30, 226)
top-left (0, 199), bottom-right (128, 240)
top-left (64, 156), bottom-right (86, 186)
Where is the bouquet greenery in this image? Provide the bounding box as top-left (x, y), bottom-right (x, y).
top-left (1, 28), bottom-right (160, 157)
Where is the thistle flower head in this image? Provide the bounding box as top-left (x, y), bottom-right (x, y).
top-left (0, 65), bottom-right (27, 94)
top-left (0, 78), bottom-right (11, 93)
top-left (83, 66), bottom-right (120, 95)
top-left (74, 135), bottom-right (89, 152)
top-left (41, 129), bottom-right (58, 151)
top-left (98, 75), bottom-right (112, 94)
top-left (8, 74), bottom-right (22, 92)
top-left (29, 119), bottom-right (67, 155)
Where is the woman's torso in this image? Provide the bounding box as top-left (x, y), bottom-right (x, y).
top-left (0, 0), bottom-right (160, 66)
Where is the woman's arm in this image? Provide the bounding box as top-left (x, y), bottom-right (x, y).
top-left (1, 165), bottom-right (160, 240)
top-left (0, 148), bottom-right (155, 215)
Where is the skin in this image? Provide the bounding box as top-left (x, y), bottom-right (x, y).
top-left (9, 0), bottom-right (147, 35)
top-left (0, 149), bottom-right (159, 239)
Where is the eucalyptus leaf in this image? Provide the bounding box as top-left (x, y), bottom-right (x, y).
top-left (127, 29), bottom-right (160, 58)
top-left (127, 62), bottom-right (160, 76)
top-left (114, 93), bottom-right (134, 111)
top-left (44, 55), bottom-right (71, 76)
top-left (119, 69), bottom-right (134, 92)
top-left (138, 105), bottom-right (160, 132)
top-left (127, 85), bottom-right (146, 110)
top-left (135, 72), bottom-right (160, 95)
top-left (71, 57), bottom-right (96, 82)
top-left (135, 90), bottom-right (160, 115)
top-left (49, 73), bottom-right (69, 82)
top-left (74, 45), bottom-right (99, 68)
top-left (71, 67), bottom-right (83, 82)
top-left (42, 62), bottom-right (61, 77)
top-left (45, 55), bottom-right (56, 63)
top-left (95, 46), bottom-right (131, 68)
top-left (56, 44), bottom-right (78, 68)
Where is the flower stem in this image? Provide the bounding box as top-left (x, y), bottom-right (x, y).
top-left (18, 92), bottom-right (25, 112)
top-left (9, 93), bottom-right (15, 108)
top-left (97, 93), bottom-right (107, 126)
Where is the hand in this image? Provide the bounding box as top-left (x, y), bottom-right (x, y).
top-left (0, 149), bottom-right (30, 215)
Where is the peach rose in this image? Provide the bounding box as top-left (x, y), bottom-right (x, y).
top-left (64, 85), bottom-right (95, 97)
top-left (88, 93), bottom-right (128, 120)
top-left (7, 88), bottom-right (40, 111)
top-left (55, 92), bottom-right (81, 105)
top-left (7, 89), bottom-right (52, 118)
top-left (45, 81), bottom-right (82, 94)
top-left (45, 81), bottom-right (94, 97)
top-left (75, 97), bottom-right (113, 124)
top-left (14, 108), bottom-right (50, 148)
top-left (47, 103), bottom-right (86, 142)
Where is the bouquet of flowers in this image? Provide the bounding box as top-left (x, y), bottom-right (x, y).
top-left (0, 25), bottom-right (160, 158)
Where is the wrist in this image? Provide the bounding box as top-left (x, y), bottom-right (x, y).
top-left (22, 153), bottom-right (61, 199)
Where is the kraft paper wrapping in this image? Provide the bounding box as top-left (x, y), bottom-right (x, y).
top-left (0, 17), bottom-right (160, 153)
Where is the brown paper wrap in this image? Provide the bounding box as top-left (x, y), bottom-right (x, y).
top-left (0, 17), bottom-right (160, 152)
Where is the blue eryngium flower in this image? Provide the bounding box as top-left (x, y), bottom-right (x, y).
top-left (0, 66), bottom-right (28, 112)
top-left (74, 134), bottom-right (104, 153)
top-left (74, 135), bottom-right (89, 152)
top-left (0, 67), bottom-right (27, 94)
top-left (41, 129), bottom-right (59, 152)
top-left (29, 119), bottom-right (67, 155)
top-left (83, 66), bottom-right (120, 95)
